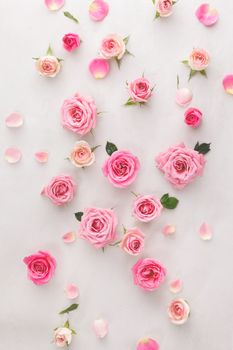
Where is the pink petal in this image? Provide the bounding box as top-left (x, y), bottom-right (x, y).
top-left (199, 222), bottom-right (212, 240)
top-left (34, 151), bottom-right (48, 163)
top-left (195, 3), bottom-right (219, 26)
top-left (5, 112), bottom-right (23, 128)
top-left (64, 283), bottom-right (79, 299)
top-left (169, 279), bottom-right (183, 293)
top-left (62, 231), bottom-right (76, 243)
top-left (5, 147), bottom-right (22, 164)
top-left (44, 0), bottom-right (65, 11)
top-left (89, 58), bottom-right (110, 79)
top-left (162, 225), bottom-right (176, 236)
top-left (176, 88), bottom-right (193, 107)
top-left (93, 318), bottom-right (108, 338)
top-left (222, 75), bottom-right (233, 95)
top-left (137, 338), bottom-right (160, 350)
top-left (89, 0), bottom-right (109, 21)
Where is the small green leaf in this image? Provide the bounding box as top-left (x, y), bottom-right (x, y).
top-left (125, 49), bottom-right (134, 57)
top-left (123, 35), bottom-right (130, 45)
top-left (160, 193), bottom-right (179, 209)
top-left (57, 58), bottom-right (64, 63)
top-left (102, 247), bottom-right (105, 253)
top-left (32, 57), bottom-right (39, 60)
top-left (59, 303), bottom-right (79, 315)
top-left (91, 145), bottom-right (101, 152)
top-left (152, 0), bottom-right (155, 4)
top-left (154, 11), bottom-right (160, 19)
top-left (188, 69), bottom-right (197, 81)
top-left (71, 329), bottom-right (77, 335)
top-left (115, 57), bottom-right (122, 69)
top-left (200, 70), bottom-right (207, 78)
top-left (172, 1), bottom-right (176, 4)
top-left (64, 320), bottom-right (70, 328)
top-left (64, 11), bottom-right (79, 23)
top-left (194, 142), bottom-right (211, 155)
top-left (46, 45), bottom-right (53, 56)
top-left (106, 141), bottom-right (118, 156)
top-left (182, 60), bottom-right (189, 65)
top-left (176, 74), bottom-right (180, 88)
top-left (124, 98), bottom-right (136, 106)
top-left (110, 240), bottom-right (122, 246)
top-left (74, 212), bottom-right (84, 222)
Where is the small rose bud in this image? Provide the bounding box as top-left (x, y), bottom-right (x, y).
top-left (137, 337), bottom-right (160, 350)
top-left (93, 318), bottom-right (108, 338)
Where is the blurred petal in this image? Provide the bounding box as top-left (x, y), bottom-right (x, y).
top-left (35, 151), bottom-right (48, 163)
top-left (62, 231), bottom-right (76, 243)
top-left (162, 225), bottom-right (176, 236)
top-left (44, 0), bottom-right (65, 11)
top-left (89, 0), bottom-right (109, 21)
top-left (137, 338), bottom-right (160, 350)
top-left (223, 75), bottom-right (233, 95)
top-left (65, 283), bottom-right (79, 299)
top-left (199, 222), bottom-right (212, 240)
top-left (93, 318), bottom-right (108, 338)
top-left (89, 58), bottom-right (110, 79)
top-left (5, 147), bottom-right (22, 163)
top-left (169, 279), bottom-right (183, 293)
top-left (5, 112), bottom-right (23, 128)
top-left (195, 3), bottom-right (219, 26)
top-left (176, 88), bottom-right (193, 107)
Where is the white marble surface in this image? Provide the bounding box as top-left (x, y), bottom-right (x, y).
top-left (1, 0), bottom-right (233, 349)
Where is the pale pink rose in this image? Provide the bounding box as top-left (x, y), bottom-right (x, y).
top-left (175, 88), bottom-right (193, 107)
top-left (41, 175), bottom-right (76, 205)
top-left (156, 0), bottom-right (173, 17)
top-left (120, 228), bottom-right (145, 256)
top-left (102, 150), bottom-right (140, 188)
top-left (184, 107), bottom-right (202, 128)
top-left (100, 34), bottom-right (126, 60)
top-left (168, 298), bottom-right (190, 325)
top-left (61, 93), bottom-right (97, 135)
top-left (137, 338), bottom-right (160, 350)
top-left (69, 141), bottom-right (95, 168)
top-left (79, 207), bottom-right (117, 249)
top-left (23, 250), bottom-right (56, 285)
top-left (188, 48), bottom-right (210, 71)
top-left (132, 258), bottom-right (166, 291)
top-left (132, 195), bottom-right (163, 222)
top-left (93, 318), bottom-right (109, 338)
top-left (155, 143), bottom-right (206, 189)
top-left (54, 327), bottom-right (72, 347)
top-left (128, 78), bottom-right (152, 103)
top-left (36, 55), bottom-right (60, 77)
top-left (62, 33), bottom-right (81, 52)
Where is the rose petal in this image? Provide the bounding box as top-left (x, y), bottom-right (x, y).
top-left (195, 3), bottom-right (219, 26)
top-left (62, 231), bottom-right (76, 243)
top-left (176, 88), bottom-right (193, 107)
top-left (137, 338), bottom-right (160, 350)
top-left (5, 147), bottom-right (22, 164)
top-left (44, 0), bottom-right (65, 11)
top-left (5, 112), bottom-right (23, 128)
top-left (162, 225), bottom-right (176, 236)
top-left (169, 279), bottom-right (183, 294)
top-left (89, 58), bottom-right (110, 79)
top-left (93, 318), bottom-right (108, 338)
top-left (89, 0), bottom-right (109, 21)
top-left (35, 151), bottom-right (48, 163)
top-left (64, 283), bottom-right (79, 299)
top-left (199, 222), bottom-right (212, 240)
top-left (222, 75), bottom-right (233, 95)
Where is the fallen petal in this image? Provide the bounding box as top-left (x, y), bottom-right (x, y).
top-left (176, 88), bottom-right (193, 107)
top-left (222, 75), bottom-right (233, 95)
top-left (162, 225), bottom-right (176, 236)
top-left (5, 112), bottom-right (23, 128)
top-left (65, 283), bottom-right (79, 299)
top-left (44, 0), bottom-right (65, 11)
top-left (62, 231), bottom-right (76, 243)
top-left (195, 3), bottom-right (219, 26)
top-left (89, 0), bottom-right (109, 21)
top-left (169, 279), bottom-right (183, 294)
top-left (199, 222), bottom-right (212, 240)
top-left (137, 338), bottom-right (160, 350)
top-left (5, 147), bottom-right (22, 163)
top-left (89, 58), bottom-right (110, 79)
top-left (93, 318), bottom-right (108, 338)
top-left (35, 151), bottom-right (48, 163)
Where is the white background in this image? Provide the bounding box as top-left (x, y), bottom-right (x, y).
top-left (1, 0), bottom-right (233, 349)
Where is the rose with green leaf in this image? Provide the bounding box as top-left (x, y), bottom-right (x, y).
top-left (33, 45), bottom-right (62, 78)
top-left (54, 304), bottom-right (78, 347)
top-left (100, 34), bottom-right (132, 67)
top-left (125, 76), bottom-right (154, 106)
top-left (182, 48), bottom-right (210, 80)
top-left (153, 0), bottom-right (177, 19)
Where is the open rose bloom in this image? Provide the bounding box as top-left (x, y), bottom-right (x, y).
top-left (41, 175), bottom-right (76, 205)
top-left (54, 327), bottom-right (72, 347)
top-left (62, 33), bottom-right (81, 52)
top-left (156, 0), bottom-right (173, 17)
top-left (120, 228), bottom-right (145, 255)
top-left (155, 143), bottom-right (205, 189)
top-left (188, 48), bottom-right (210, 71)
top-left (100, 34), bottom-right (126, 60)
top-left (132, 258), bottom-right (166, 291)
top-left (127, 78), bottom-right (153, 104)
top-left (168, 298), bottom-right (190, 325)
top-left (69, 141), bottom-right (95, 168)
top-left (184, 107), bottom-right (202, 128)
top-left (132, 195), bottom-right (163, 222)
top-left (36, 55), bottom-right (61, 77)
top-left (79, 207), bottom-right (117, 249)
top-left (23, 250), bottom-right (56, 285)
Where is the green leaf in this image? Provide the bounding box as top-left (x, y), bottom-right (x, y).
top-left (59, 303), bottom-right (79, 315)
top-left (106, 141), bottom-right (118, 156)
top-left (64, 320), bottom-right (70, 328)
top-left (200, 70), bottom-right (207, 78)
top-left (182, 60), bottom-right (189, 65)
top-left (154, 11), bottom-right (160, 19)
top-left (176, 74), bottom-right (180, 88)
top-left (194, 142), bottom-right (211, 155)
top-left (123, 35), bottom-right (130, 45)
top-left (110, 240), bottom-right (121, 246)
top-left (152, 0), bottom-right (155, 4)
top-left (172, 1), bottom-right (176, 4)
top-left (32, 57), bottom-right (39, 60)
top-left (188, 69), bottom-right (197, 81)
top-left (64, 11), bottom-right (79, 23)
top-left (57, 58), bottom-right (64, 63)
top-left (125, 49), bottom-right (134, 57)
top-left (124, 98), bottom-right (136, 106)
top-left (91, 145), bottom-right (101, 152)
top-left (160, 193), bottom-right (179, 209)
top-left (102, 247), bottom-right (105, 253)
top-left (115, 57), bottom-right (122, 69)
top-left (74, 212), bottom-right (84, 222)
top-left (46, 45), bottom-right (53, 56)
top-left (71, 329), bottom-right (77, 335)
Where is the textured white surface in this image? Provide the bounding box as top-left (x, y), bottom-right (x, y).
top-left (1, 0), bottom-right (233, 349)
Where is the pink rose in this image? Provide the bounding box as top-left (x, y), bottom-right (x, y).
top-left (54, 327), bottom-right (72, 347)
top-left (62, 33), bottom-right (81, 52)
top-left (100, 34), bottom-right (126, 60)
top-left (36, 55), bottom-right (61, 77)
top-left (79, 207), bottom-right (117, 249)
top-left (102, 150), bottom-right (140, 188)
top-left (23, 250), bottom-right (56, 285)
top-left (69, 141), bottom-right (95, 168)
top-left (156, 0), bottom-right (173, 17)
top-left (132, 258), bottom-right (166, 291)
top-left (188, 48), bottom-right (209, 71)
top-left (61, 93), bottom-right (97, 135)
top-left (120, 228), bottom-right (145, 256)
top-left (168, 298), bottom-right (190, 325)
top-left (184, 107), bottom-right (202, 128)
top-left (128, 78), bottom-right (152, 103)
top-left (137, 338), bottom-right (160, 350)
top-left (41, 175), bottom-right (76, 205)
top-left (155, 143), bottom-right (205, 189)
top-left (132, 195), bottom-right (163, 222)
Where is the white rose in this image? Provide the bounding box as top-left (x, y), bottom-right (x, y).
top-left (54, 327), bottom-right (72, 347)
